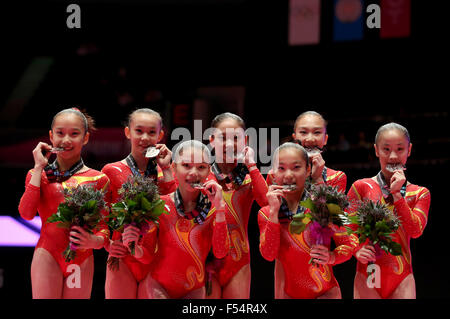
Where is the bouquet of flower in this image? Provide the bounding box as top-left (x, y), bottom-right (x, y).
top-left (46, 184), bottom-right (107, 262)
top-left (345, 200), bottom-right (402, 259)
top-left (289, 184), bottom-right (350, 265)
top-left (106, 174), bottom-right (167, 271)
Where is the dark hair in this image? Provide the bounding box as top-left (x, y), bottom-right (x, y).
top-left (211, 112), bottom-right (246, 130)
top-left (51, 108), bottom-right (96, 134)
top-left (375, 122), bottom-right (410, 145)
top-left (172, 140), bottom-right (212, 164)
top-left (273, 142), bottom-right (309, 166)
top-left (127, 108), bottom-right (163, 130)
top-left (293, 111), bottom-right (327, 132)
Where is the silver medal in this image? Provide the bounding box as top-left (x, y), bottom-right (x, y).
top-left (50, 147), bottom-right (64, 153)
top-left (190, 182), bottom-right (205, 190)
top-left (283, 184), bottom-right (297, 191)
top-left (386, 163), bottom-right (406, 173)
top-left (145, 146), bottom-right (160, 158)
top-left (305, 147), bottom-right (322, 157)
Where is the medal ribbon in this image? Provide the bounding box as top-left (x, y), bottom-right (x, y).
top-left (174, 188), bottom-right (211, 225)
top-left (126, 153), bottom-right (158, 180)
top-left (278, 189), bottom-right (310, 222)
top-left (44, 158), bottom-right (84, 183)
top-left (211, 162), bottom-right (249, 186)
top-left (376, 171), bottom-right (406, 204)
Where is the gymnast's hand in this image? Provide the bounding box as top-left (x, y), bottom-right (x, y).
top-left (242, 146), bottom-right (256, 167)
top-left (309, 152), bottom-right (325, 184)
top-left (122, 225), bottom-right (140, 248)
top-left (32, 142), bottom-right (52, 170)
top-left (155, 144), bottom-right (172, 170)
top-left (204, 180), bottom-right (224, 208)
top-left (390, 169), bottom-right (406, 201)
top-left (355, 244), bottom-right (377, 264)
top-left (267, 185), bottom-right (285, 223)
top-left (108, 239), bottom-right (128, 258)
top-left (69, 226), bottom-right (104, 250)
top-left (204, 180), bottom-right (226, 222)
top-left (122, 225), bottom-right (144, 258)
top-left (310, 245), bottom-right (335, 265)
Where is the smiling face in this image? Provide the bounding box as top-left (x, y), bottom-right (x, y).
top-left (273, 147), bottom-right (310, 191)
top-left (49, 113), bottom-right (89, 160)
top-left (374, 129), bottom-right (412, 176)
top-left (125, 112), bottom-right (163, 157)
top-left (209, 118), bottom-right (247, 164)
top-left (293, 114), bottom-right (328, 149)
top-left (174, 146), bottom-right (211, 191)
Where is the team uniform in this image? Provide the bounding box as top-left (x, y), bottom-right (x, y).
top-left (205, 164), bottom-right (268, 289)
top-left (18, 168), bottom-right (110, 277)
top-left (258, 202), bottom-right (358, 298)
top-left (148, 194), bottom-right (229, 298)
top-left (101, 160), bottom-right (176, 282)
top-left (347, 176), bottom-right (431, 298)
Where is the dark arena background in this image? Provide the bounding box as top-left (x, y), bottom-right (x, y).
top-left (0, 0), bottom-right (448, 305)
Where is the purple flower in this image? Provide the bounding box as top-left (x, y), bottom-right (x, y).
top-left (139, 222), bottom-right (150, 235)
top-left (309, 221), bottom-right (334, 246)
top-left (374, 243), bottom-right (383, 258)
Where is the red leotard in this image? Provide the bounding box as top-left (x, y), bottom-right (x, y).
top-left (205, 168), bottom-right (269, 287)
top-left (101, 161), bottom-right (177, 282)
top-left (258, 206), bottom-right (358, 298)
top-left (18, 169), bottom-right (110, 278)
top-left (347, 178), bottom-right (431, 298)
top-left (149, 194), bottom-right (229, 298)
top-left (267, 167), bottom-right (347, 193)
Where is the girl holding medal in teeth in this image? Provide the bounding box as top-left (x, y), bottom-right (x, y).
top-left (347, 123), bottom-right (431, 299)
top-left (145, 140), bottom-right (229, 298)
top-left (258, 143), bottom-right (357, 299)
top-left (205, 112), bottom-right (269, 299)
top-left (102, 108), bottom-right (176, 299)
top-left (18, 108), bottom-right (110, 299)
top-left (267, 111), bottom-right (347, 193)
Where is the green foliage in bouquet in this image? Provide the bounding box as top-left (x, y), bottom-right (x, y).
top-left (345, 200), bottom-right (402, 256)
top-left (106, 174), bottom-right (167, 270)
top-left (46, 184), bottom-right (106, 262)
top-left (290, 184), bottom-right (350, 234)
